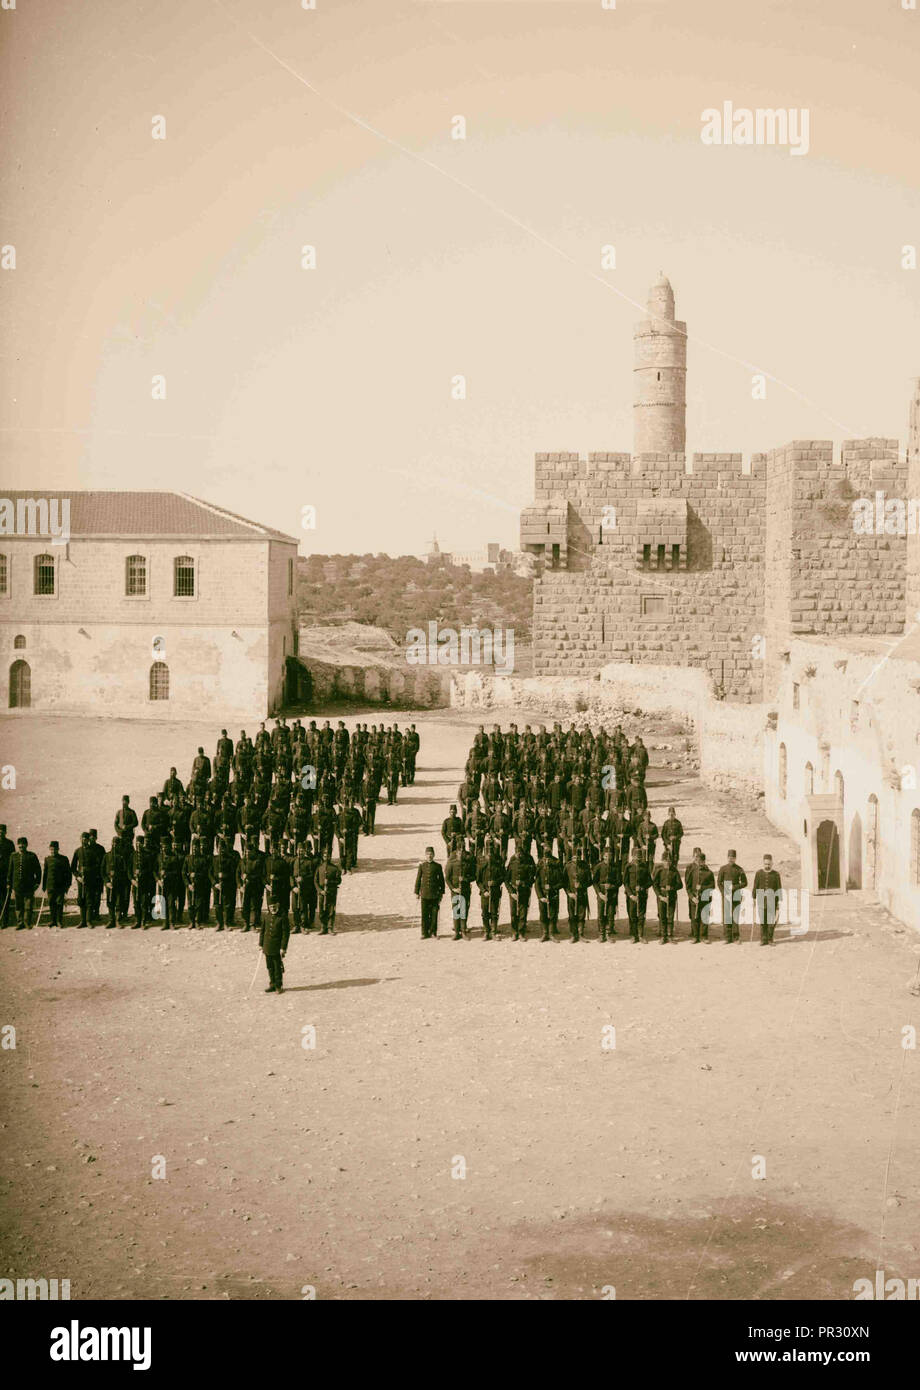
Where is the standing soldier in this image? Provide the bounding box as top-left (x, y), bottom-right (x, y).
top-left (162, 767), bottom-right (184, 805)
top-left (445, 837), bottom-right (475, 940)
top-left (593, 845), bottom-right (621, 943)
top-left (315, 850), bottom-right (343, 934)
top-left (71, 832), bottom-right (103, 929)
top-left (651, 853), bottom-right (683, 944)
top-left (623, 846), bottom-right (651, 943)
top-left (362, 763), bottom-right (380, 836)
top-left (0, 824), bottom-right (14, 927)
top-left (685, 850), bottom-right (716, 944)
top-left (476, 838), bottom-right (505, 941)
top-left (441, 805), bottom-right (464, 849)
top-left (259, 900), bottom-right (290, 994)
top-left (414, 846), bottom-right (446, 940)
top-left (240, 837), bottom-right (267, 932)
top-left (104, 834), bottom-right (131, 927)
top-left (184, 836), bottom-right (212, 928)
top-left (562, 846), bottom-right (590, 942)
top-left (535, 842), bottom-right (563, 942)
top-left (315, 801), bottom-right (335, 861)
top-left (661, 807), bottom-right (684, 868)
top-left (211, 833), bottom-right (241, 931)
top-left (717, 850), bottom-right (748, 944)
top-left (131, 835), bottom-right (155, 928)
top-left (266, 839), bottom-right (294, 921)
top-left (156, 835), bottom-right (184, 929)
top-left (42, 841), bottom-right (72, 927)
top-left (753, 854), bottom-right (782, 946)
top-left (385, 748), bottom-right (400, 806)
top-left (291, 838), bottom-right (319, 933)
top-left (505, 844), bottom-right (536, 941)
top-left (114, 795), bottom-right (138, 847)
top-left (10, 837), bottom-right (41, 928)
top-left (344, 802), bottom-right (362, 873)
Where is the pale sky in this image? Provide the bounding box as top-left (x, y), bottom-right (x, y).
top-left (1, 0), bottom-right (918, 553)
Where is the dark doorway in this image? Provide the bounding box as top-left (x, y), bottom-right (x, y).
top-left (9, 659), bottom-right (31, 708)
top-left (816, 819), bottom-right (840, 891)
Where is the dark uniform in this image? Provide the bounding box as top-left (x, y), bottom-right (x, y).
top-left (131, 838), bottom-right (155, 927)
top-left (623, 854), bottom-right (651, 942)
top-left (42, 843), bottom-right (72, 926)
top-left (505, 850), bottom-right (535, 940)
top-left (10, 840), bottom-right (41, 927)
top-left (291, 842), bottom-right (319, 932)
top-left (104, 838), bottom-right (131, 925)
top-left (476, 844), bottom-right (505, 940)
top-left (684, 858), bottom-right (716, 943)
top-left (445, 843), bottom-right (476, 939)
top-left (753, 864), bottom-right (783, 945)
top-left (260, 903), bottom-right (290, 993)
top-left (717, 857), bottom-right (748, 943)
top-left (414, 855), bottom-right (446, 939)
top-left (240, 844), bottom-right (267, 931)
top-left (315, 856), bottom-right (342, 934)
top-left (71, 836), bottom-right (103, 927)
top-left (651, 859), bottom-right (683, 942)
top-left (211, 838), bottom-right (241, 930)
top-left (562, 853), bottom-right (590, 941)
top-left (183, 843), bottom-right (212, 927)
top-left (592, 852), bottom-right (621, 941)
top-left (0, 827), bottom-right (14, 927)
top-left (535, 849), bottom-right (563, 941)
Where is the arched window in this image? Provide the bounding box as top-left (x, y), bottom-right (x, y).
top-left (804, 761), bottom-right (814, 795)
top-left (173, 555), bottom-right (195, 597)
top-left (125, 554), bottom-right (147, 597)
top-left (0, 554), bottom-right (8, 596)
top-left (13, 634), bottom-right (25, 649)
top-left (33, 553), bottom-right (55, 595)
top-left (778, 743), bottom-right (787, 799)
top-left (911, 809), bottom-right (920, 886)
top-left (834, 771), bottom-right (845, 805)
top-left (149, 661), bottom-right (169, 701)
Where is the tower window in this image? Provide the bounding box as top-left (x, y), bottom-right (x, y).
top-left (0, 554), bottom-right (7, 595)
top-left (642, 544), bottom-right (651, 569)
top-left (287, 557), bottom-right (294, 597)
top-left (34, 554), bottom-right (55, 595)
top-left (173, 555), bottom-right (195, 597)
top-left (13, 634), bottom-right (25, 649)
top-left (656, 545), bottom-right (665, 570)
top-left (671, 545), bottom-right (680, 567)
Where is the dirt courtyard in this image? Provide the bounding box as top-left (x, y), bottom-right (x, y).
top-left (1, 708), bottom-right (918, 1301)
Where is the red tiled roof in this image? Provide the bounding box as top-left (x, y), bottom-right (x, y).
top-left (1, 491), bottom-right (298, 542)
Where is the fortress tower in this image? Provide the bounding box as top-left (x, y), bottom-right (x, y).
top-left (633, 273), bottom-right (687, 458)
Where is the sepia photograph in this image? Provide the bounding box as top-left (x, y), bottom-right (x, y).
top-left (1, 0), bottom-right (918, 1361)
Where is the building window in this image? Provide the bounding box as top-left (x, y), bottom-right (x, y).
top-left (149, 661), bottom-right (169, 700)
top-left (287, 557), bottom-right (294, 596)
top-left (9, 658), bottom-right (30, 708)
top-left (656, 544), bottom-right (665, 570)
top-left (642, 544), bottom-right (651, 569)
top-left (778, 743), bottom-right (787, 799)
top-left (13, 634), bottom-right (25, 649)
top-left (125, 554), bottom-right (147, 597)
top-left (173, 555), bottom-right (195, 597)
top-left (671, 545), bottom-right (680, 568)
top-left (834, 770), bottom-right (845, 805)
top-left (641, 594), bottom-right (666, 617)
top-left (0, 554), bottom-right (7, 595)
top-left (804, 761), bottom-right (814, 795)
top-left (911, 809), bottom-right (920, 885)
top-left (34, 553), bottom-right (55, 595)
top-left (792, 683), bottom-right (800, 710)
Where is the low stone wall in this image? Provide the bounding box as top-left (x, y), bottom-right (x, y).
top-left (294, 654), bottom-right (450, 707)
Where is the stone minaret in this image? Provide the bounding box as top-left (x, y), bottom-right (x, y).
top-left (633, 273), bottom-right (687, 458)
top-left (907, 377), bottom-right (920, 623)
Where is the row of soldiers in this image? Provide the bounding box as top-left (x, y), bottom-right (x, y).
top-left (0, 720), bottom-right (422, 933)
top-left (421, 722), bottom-right (785, 943)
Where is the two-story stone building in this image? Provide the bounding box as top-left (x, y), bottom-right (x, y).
top-left (0, 491), bottom-right (299, 720)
